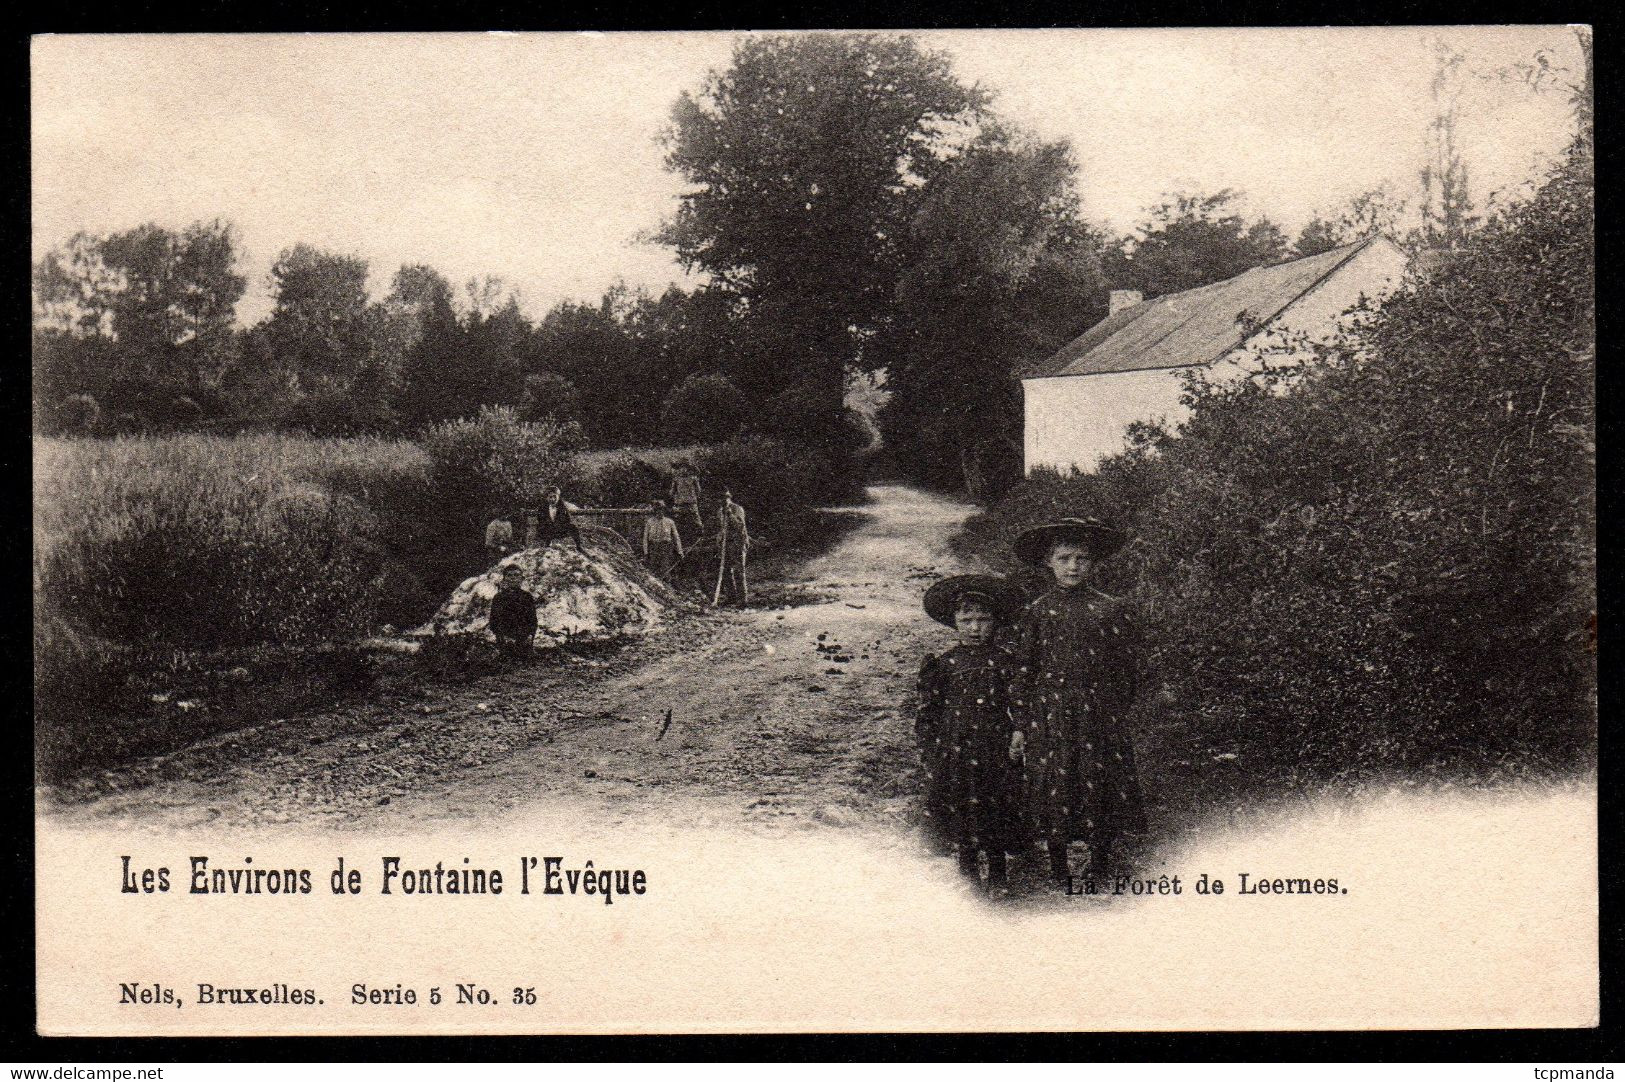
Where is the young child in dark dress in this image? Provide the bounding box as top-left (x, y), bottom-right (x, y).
top-left (1009, 518), bottom-right (1147, 889)
top-left (916, 574), bottom-right (1028, 894)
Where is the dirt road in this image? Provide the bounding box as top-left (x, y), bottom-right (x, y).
top-left (47, 483), bottom-right (980, 835)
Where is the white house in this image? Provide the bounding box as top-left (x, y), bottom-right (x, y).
top-left (1021, 235), bottom-right (1411, 475)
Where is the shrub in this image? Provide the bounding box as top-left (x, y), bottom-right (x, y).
top-left (34, 434), bottom-right (429, 654)
top-left (422, 405), bottom-right (585, 524)
top-left (748, 379), bottom-right (871, 459)
top-left (33, 432), bottom-right (459, 776)
top-left (56, 393), bottom-right (100, 435)
top-left (571, 451), bottom-right (669, 508)
top-left (691, 434), bottom-right (863, 541)
top-left (660, 373), bottom-right (746, 445)
top-left (521, 372), bottom-right (584, 430)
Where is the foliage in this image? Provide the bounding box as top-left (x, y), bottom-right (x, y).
top-left (659, 33), bottom-right (990, 411)
top-left (34, 434), bottom-right (412, 654)
top-left (31, 432), bottom-right (480, 778)
top-left (529, 289), bottom-right (660, 447)
top-left (1104, 189), bottom-right (1289, 299)
top-left (422, 406), bottom-right (586, 525)
top-left (660, 373), bottom-right (746, 445)
top-left (33, 220), bottom-right (245, 350)
top-left (55, 393), bottom-right (101, 435)
top-left (570, 451), bottom-right (670, 509)
top-left (32, 221), bottom-right (247, 432)
top-left (1416, 39), bottom-right (1480, 250)
top-left (1294, 186), bottom-right (1412, 257)
top-left (691, 435), bottom-right (864, 540)
top-left (880, 122), bottom-right (1106, 493)
top-left (521, 372), bottom-right (584, 429)
top-left (749, 379), bottom-right (871, 459)
top-left (431, 295), bottom-right (528, 423)
top-left (966, 139), bottom-right (1595, 796)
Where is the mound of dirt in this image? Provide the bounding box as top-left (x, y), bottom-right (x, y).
top-left (421, 536), bottom-right (684, 644)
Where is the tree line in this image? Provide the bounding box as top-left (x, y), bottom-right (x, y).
top-left (33, 230), bottom-right (796, 449)
top-left (34, 31), bottom-right (1516, 489)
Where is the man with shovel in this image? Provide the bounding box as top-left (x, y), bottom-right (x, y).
top-left (713, 488), bottom-right (750, 607)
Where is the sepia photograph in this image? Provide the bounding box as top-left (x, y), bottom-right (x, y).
top-left (30, 26), bottom-right (1596, 1036)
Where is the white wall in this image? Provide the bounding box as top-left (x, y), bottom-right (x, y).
top-left (1023, 367), bottom-right (1187, 475)
top-left (1023, 238), bottom-right (1410, 475)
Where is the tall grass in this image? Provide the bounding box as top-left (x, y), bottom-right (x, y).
top-left (35, 434), bottom-right (430, 651)
top-left (34, 433), bottom-right (444, 776)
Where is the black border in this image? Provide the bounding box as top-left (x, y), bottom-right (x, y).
top-left (7, 0), bottom-right (1617, 1063)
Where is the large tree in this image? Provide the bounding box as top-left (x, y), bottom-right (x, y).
top-left (658, 34), bottom-right (990, 413)
top-left (262, 244), bottom-right (373, 392)
top-left (529, 288), bottom-right (651, 447)
top-left (880, 123), bottom-right (1107, 493)
top-left (1104, 189), bottom-right (1288, 299)
top-left (256, 244), bottom-right (408, 432)
top-left (391, 265), bottom-right (465, 430)
top-left (32, 220), bottom-right (246, 429)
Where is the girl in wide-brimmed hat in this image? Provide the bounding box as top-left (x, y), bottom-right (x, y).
top-left (916, 573), bottom-right (1029, 896)
top-left (1008, 518), bottom-right (1147, 888)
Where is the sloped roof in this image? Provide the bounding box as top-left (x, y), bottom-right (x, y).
top-left (1025, 237), bottom-right (1379, 379)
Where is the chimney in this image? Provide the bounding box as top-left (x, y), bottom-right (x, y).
top-left (1109, 289), bottom-right (1143, 315)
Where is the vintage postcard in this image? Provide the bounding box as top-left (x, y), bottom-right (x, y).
top-left (32, 27), bottom-right (1596, 1035)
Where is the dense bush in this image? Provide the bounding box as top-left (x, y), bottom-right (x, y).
top-left (748, 379), bottom-right (872, 460)
top-left (34, 434), bottom-right (428, 652)
top-left (32, 425), bottom-right (585, 774)
top-left (521, 372), bottom-right (584, 430)
top-left (660, 373), bottom-right (746, 445)
top-left (965, 141), bottom-right (1594, 800)
top-left (691, 434), bottom-right (864, 541)
top-left (569, 451), bottom-right (670, 508)
top-left (422, 405), bottom-right (585, 525)
top-left (571, 438), bottom-right (864, 539)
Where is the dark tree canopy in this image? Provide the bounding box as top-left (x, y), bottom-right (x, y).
top-left (1295, 187), bottom-right (1412, 258)
top-left (34, 220), bottom-right (245, 352)
top-left (263, 245), bottom-right (373, 391)
top-left (660, 372), bottom-right (746, 445)
top-left (879, 123), bottom-right (1106, 494)
top-left (1105, 189), bottom-right (1288, 299)
top-left (32, 220), bottom-right (247, 430)
top-left (659, 34), bottom-right (991, 408)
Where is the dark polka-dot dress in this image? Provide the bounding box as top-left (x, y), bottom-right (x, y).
top-left (915, 644), bottom-right (1025, 855)
top-left (1011, 587), bottom-right (1147, 850)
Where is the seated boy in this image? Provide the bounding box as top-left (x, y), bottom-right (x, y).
top-left (534, 486), bottom-right (585, 554)
top-left (917, 574), bottom-right (1027, 894)
top-left (488, 565), bottom-right (538, 659)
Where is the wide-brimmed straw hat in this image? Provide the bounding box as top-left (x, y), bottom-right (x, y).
top-left (1011, 517), bottom-right (1127, 565)
top-left (923, 574), bottom-right (1025, 628)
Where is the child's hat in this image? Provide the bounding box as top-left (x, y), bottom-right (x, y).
top-left (923, 574), bottom-right (1025, 627)
top-left (1012, 517), bottom-right (1127, 565)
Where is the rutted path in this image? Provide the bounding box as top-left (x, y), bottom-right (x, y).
top-left (44, 483), bottom-right (980, 834)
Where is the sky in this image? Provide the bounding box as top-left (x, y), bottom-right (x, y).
top-left (32, 27), bottom-right (1585, 325)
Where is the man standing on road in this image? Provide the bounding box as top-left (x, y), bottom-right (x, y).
top-left (713, 487), bottom-right (750, 607)
top-left (669, 462), bottom-right (704, 539)
top-left (642, 499), bottom-right (685, 579)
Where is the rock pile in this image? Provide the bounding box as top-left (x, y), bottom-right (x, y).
top-left (420, 536), bottom-right (682, 645)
